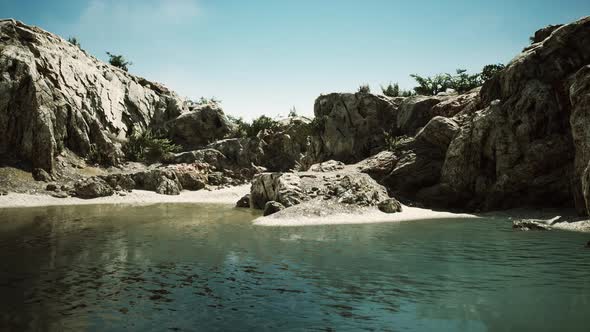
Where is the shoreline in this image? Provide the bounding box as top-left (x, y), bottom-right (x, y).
top-left (0, 185), bottom-right (251, 208)
top-left (1, 187), bottom-right (589, 232)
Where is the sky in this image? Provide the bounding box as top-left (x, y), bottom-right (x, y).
top-left (1, 0), bottom-right (588, 119)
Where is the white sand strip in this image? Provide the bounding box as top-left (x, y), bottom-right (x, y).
top-left (0, 185), bottom-right (250, 209)
top-left (254, 204), bottom-right (478, 227)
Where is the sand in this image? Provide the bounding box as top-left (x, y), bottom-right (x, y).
top-left (0, 185), bottom-right (251, 208)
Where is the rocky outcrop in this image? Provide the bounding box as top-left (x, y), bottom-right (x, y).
top-left (0, 19), bottom-right (230, 172)
top-left (263, 201), bottom-right (285, 216)
top-left (249, 170), bottom-right (390, 212)
top-left (74, 177), bottom-right (114, 199)
top-left (167, 102), bottom-right (231, 149)
top-left (377, 198), bottom-right (402, 214)
top-left (310, 93), bottom-right (401, 163)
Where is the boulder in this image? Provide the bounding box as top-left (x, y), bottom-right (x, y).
top-left (308, 160), bottom-right (345, 172)
top-left (250, 171), bottom-right (389, 210)
top-left (45, 183), bottom-right (58, 191)
top-left (167, 103), bottom-right (231, 149)
top-left (32, 168), bottom-right (52, 182)
top-left (74, 178), bottom-right (114, 199)
top-left (512, 220), bottom-right (552, 231)
top-left (530, 24), bottom-right (563, 44)
top-left (236, 194), bottom-right (251, 208)
top-left (100, 173), bottom-right (136, 191)
top-left (378, 198), bottom-right (403, 214)
top-left (311, 92), bottom-right (401, 163)
top-left (132, 169), bottom-right (182, 195)
top-left (263, 201), bottom-right (285, 216)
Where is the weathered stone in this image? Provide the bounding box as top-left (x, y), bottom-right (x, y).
top-left (155, 177), bottom-right (181, 195)
top-left (236, 194), bottom-right (251, 208)
top-left (263, 201), bottom-right (285, 216)
top-left (168, 103), bottom-right (231, 149)
top-left (512, 220), bottom-right (552, 231)
top-left (50, 191), bottom-right (69, 198)
top-left (32, 168), bottom-right (52, 182)
top-left (45, 183), bottom-right (58, 191)
top-left (0, 20), bottom-right (192, 171)
top-left (308, 160), bottom-right (345, 172)
top-left (74, 178), bottom-right (114, 199)
top-left (378, 198), bottom-right (403, 213)
top-left (132, 169), bottom-right (182, 195)
top-left (100, 174), bottom-right (135, 191)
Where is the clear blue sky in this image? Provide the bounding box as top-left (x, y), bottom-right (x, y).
top-left (1, 0), bottom-right (588, 119)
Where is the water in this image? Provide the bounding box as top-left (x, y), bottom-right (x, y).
top-left (0, 204), bottom-right (589, 331)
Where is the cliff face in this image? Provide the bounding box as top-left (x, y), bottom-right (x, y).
top-left (312, 16), bottom-right (590, 214)
top-left (0, 19), bottom-right (191, 171)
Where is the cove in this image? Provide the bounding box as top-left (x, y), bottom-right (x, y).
top-left (0, 203), bottom-right (589, 331)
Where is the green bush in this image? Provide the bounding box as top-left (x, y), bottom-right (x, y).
top-left (106, 52), bottom-right (132, 72)
top-left (410, 73), bottom-right (453, 95)
top-left (123, 130), bottom-right (180, 163)
top-left (358, 84), bottom-right (371, 93)
top-left (67, 36), bottom-right (81, 48)
top-left (227, 115), bottom-right (281, 138)
top-left (481, 64), bottom-right (505, 82)
top-left (381, 82), bottom-right (414, 97)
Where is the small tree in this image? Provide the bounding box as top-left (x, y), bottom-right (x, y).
top-left (358, 84), bottom-right (371, 93)
top-left (288, 106), bottom-right (298, 118)
top-left (481, 64), bottom-right (505, 82)
top-left (411, 73), bottom-right (452, 95)
top-left (450, 69), bottom-right (482, 93)
top-left (67, 36), bottom-right (81, 48)
top-left (381, 83), bottom-right (400, 97)
top-left (106, 52), bottom-right (132, 72)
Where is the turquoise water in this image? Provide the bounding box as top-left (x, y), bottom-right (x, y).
top-left (0, 203), bottom-right (589, 331)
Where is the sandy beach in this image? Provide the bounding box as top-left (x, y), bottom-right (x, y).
top-left (0, 185), bottom-right (251, 208)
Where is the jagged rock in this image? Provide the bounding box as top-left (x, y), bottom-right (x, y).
top-left (32, 168), bottom-right (52, 182)
top-left (378, 198), bottom-right (403, 214)
top-left (132, 169), bottom-right (182, 195)
top-left (263, 201), bottom-right (285, 216)
top-left (236, 194), bottom-right (251, 208)
top-left (311, 93), bottom-right (401, 163)
top-left (512, 220), bottom-right (552, 231)
top-left (396, 95), bottom-right (445, 135)
top-left (155, 177), bottom-right (181, 195)
top-left (414, 116), bottom-right (460, 150)
top-left (174, 170), bottom-right (207, 191)
top-left (168, 103), bottom-right (231, 149)
top-left (0, 19), bottom-right (196, 171)
top-left (45, 183), bottom-right (58, 191)
top-left (100, 174), bottom-right (136, 191)
top-left (250, 171), bottom-right (389, 210)
top-left (570, 65), bottom-right (590, 215)
top-left (530, 24), bottom-right (563, 43)
top-left (74, 177), bottom-right (114, 199)
top-left (308, 160), bottom-right (345, 172)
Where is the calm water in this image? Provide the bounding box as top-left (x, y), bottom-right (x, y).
top-left (0, 204), bottom-right (589, 331)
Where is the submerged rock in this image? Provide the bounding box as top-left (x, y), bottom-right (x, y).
top-left (236, 194), bottom-right (251, 208)
top-left (512, 220), bottom-right (552, 231)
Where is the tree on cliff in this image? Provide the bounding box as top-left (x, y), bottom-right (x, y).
top-left (106, 52), bottom-right (133, 72)
top-left (67, 36), bottom-right (81, 48)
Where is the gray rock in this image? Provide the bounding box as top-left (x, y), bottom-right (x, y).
top-left (236, 194), bottom-right (251, 208)
top-left (175, 170), bottom-right (207, 191)
top-left (308, 160), bottom-right (345, 172)
top-left (74, 178), bottom-right (114, 199)
top-left (263, 201), bottom-right (285, 216)
top-left (0, 20), bottom-right (190, 171)
top-left (168, 103), bottom-right (231, 149)
top-left (378, 198), bottom-right (403, 213)
top-left (32, 168), bottom-right (52, 182)
top-left (512, 220), bottom-right (552, 231)
top-left (155, 177), bottom-right (181, 195)
top-left (45, 183), bottom-right (58, 191)
top-left (100, 174), bottom-right (135, 191)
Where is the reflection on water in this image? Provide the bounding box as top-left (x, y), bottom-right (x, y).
top-left (0, 204), bottom-right (589, 331)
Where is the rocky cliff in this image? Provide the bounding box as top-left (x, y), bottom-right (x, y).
top-left (0, 19), bottom-right (229, 172)
top-left (309, 16), bottom-right (590, 215)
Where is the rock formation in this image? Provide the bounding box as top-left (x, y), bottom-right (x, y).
top-left (0, 19), bottom-right (228, 172)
